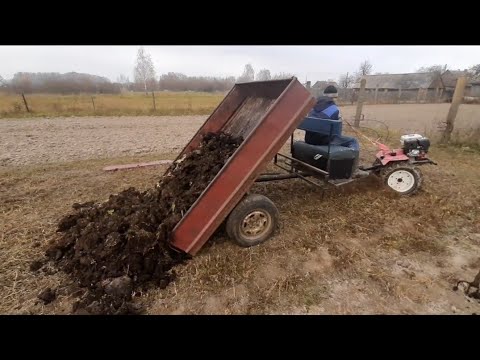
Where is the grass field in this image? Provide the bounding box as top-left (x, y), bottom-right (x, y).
top-left (0, 92), bottom-right (225, 117)
top-left (1, 141), bottom-right (480, 314)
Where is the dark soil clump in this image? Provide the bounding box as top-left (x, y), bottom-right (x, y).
top-left (37, 287), bottom-right (56, 304)
top-left (29, 260), bottom-right (44, 272)
top-left (42, 132), bottom-right (243, 314)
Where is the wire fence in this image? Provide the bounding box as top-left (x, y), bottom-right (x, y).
top-left (0, 91), bottom-right (226, 117)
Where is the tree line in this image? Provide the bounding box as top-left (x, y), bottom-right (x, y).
top-left (0, 47), bottom-right (295, 95)
top-left (3, 72), bottom-right (119, 94)
top-left (129, 48), bottom-right (294, 94)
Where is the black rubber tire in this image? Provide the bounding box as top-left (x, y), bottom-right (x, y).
top-left (226, 194), bottom-right (279, 248)
top-left (380, 162), bottom-right (423, 196)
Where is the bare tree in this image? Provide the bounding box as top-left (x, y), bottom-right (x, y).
top-left (354, 60), bottom-right (373, 82)
top-left (158, 72), bottom-right (235, 92)
top-left (117, 74), bottom-right (130, 84)
top-left (468, 64), bottom-right (480, 80)
top-left (256, 69), bottom-right (271, 81)
top-left (134, 47), bottom-right (156, 94)
top-left (271, 72), bottom-right (295, 80)
top-left (0, 75), bottom-right (8, 91)
top-left (116, 74), bottom-right (130, 92)
top-left (338, 72), bottom-right (354, 88)
top-left (11, 73), bottom-right (33, 93)
top-left (237, 64), bottom-right (255, 83)
top-left (417, 64), bottom-right (448, 74)
top-left (359, 60), bottom-right (373, 76)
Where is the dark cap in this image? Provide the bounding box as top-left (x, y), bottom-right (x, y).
top-left (324, 85), bottom-right (338, 94)
top-left (323, 85), bottom-right (338, 98)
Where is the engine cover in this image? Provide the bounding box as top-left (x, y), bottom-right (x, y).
top-left (401, 135), bottom-right (430, 154)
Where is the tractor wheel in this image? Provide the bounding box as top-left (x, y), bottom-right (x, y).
top-left (226, 194), bottom-right (279, 248)
top-left (380, 162), bottom-right (423, 196)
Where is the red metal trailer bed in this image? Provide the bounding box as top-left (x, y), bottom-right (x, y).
top-left (167, 78), bottom-right (316, 255)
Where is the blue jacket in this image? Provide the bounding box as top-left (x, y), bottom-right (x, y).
top-left (308, 96), bottom-right (339, 120)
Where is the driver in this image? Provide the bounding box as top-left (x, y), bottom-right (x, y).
top-left (309, 85), bottom-right (340, 120)
top-left (305, 85), bottom-right (340, 145)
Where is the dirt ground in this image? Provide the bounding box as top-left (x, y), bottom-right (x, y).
top-left (1, 104), bottom-right (480, 315)
top-left (0, 115), bottom-right (205, 167)
top-left (340, 103), bottom-right (480, 134)
top-left (2, 104), bottom-right (480, 167)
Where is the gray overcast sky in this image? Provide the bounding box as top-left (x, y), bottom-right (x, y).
top-left (1, 46), bottom-right (479, 83)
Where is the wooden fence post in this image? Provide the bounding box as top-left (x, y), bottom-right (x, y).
top-left (152, 91), bottom-right (156, 111)
top-left (374, 85), bottom-right (379, 104)
top-left (91, 96), bottom-right (96, 113)
top-left (441, 76), bottom-right (467, 143)
top-left (398, 86), bottom-right (402, 104)
top-left (21, 93), bottom-right (30, 113)
top-left (354, 78), bottom-right (366, 127)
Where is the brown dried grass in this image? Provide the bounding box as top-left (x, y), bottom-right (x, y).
top-left (1, 141), bottom-right (480, 314)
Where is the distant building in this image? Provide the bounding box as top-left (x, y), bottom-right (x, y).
top-left (353, 72), bottom-right (443, 90)
top-left (312, 80), bottom-right (338, 91)
top-left (441, 70), bottom-right (480, 99)
top-left (351, 72), bottom-right (444, 102)
top-left (441, 70), bottom-right (469, 90)
top-left (305, 71), bottom-right (479, 104)
top-left (470, 81), bottom-right (480, 98)
top-left (307, 80), bottom-right (339, 98)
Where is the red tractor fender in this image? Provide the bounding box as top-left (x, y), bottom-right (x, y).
top-left (375, 142), bottom-right (409, 166)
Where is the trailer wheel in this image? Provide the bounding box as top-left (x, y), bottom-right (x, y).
top-left (380, 162), bottom-right (423, 196)
top-left (226, 194), bottom-right (279, 248)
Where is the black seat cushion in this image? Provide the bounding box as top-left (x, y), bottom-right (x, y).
top-left (292, 141), bottom-right (358, 161)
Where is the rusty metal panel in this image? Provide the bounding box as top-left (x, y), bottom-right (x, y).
top-left (236, 79), bottom-right (293, 99)
top-left (222, 96), bottom-right (276, 139)
top-left (175, 86), bottom-right (245, 159)
top-left (170, 78), bottom-right (315, 255)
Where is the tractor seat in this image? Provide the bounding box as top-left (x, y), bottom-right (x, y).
top-left (298, 116), bottom-right (343, 137)
top-left (292, 141), bottom-right (358, 161)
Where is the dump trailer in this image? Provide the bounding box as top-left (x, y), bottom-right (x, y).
top-left (166, 77), bottom-right (436, 256)
top-left (167, 78), bottom-right (316, 255)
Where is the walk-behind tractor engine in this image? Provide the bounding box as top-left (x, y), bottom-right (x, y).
top-left (363, 132), bottom-right (436, 195)
top-left (400, 134), bottom-right (430, 158)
